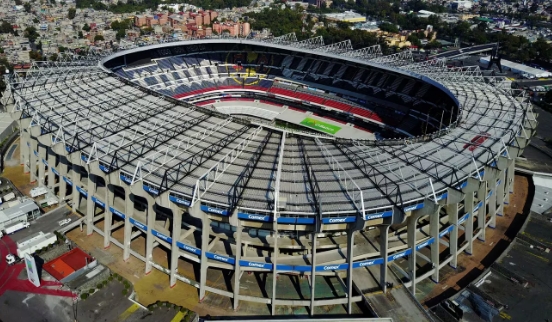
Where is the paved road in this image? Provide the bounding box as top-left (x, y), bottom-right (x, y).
top-left (8, 206), bottom-right (79, 242)
top-left (0, 290), bottom-right (76, 322)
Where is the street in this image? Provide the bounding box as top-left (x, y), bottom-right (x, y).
top-left (7, 205), bottom-right (80, 242)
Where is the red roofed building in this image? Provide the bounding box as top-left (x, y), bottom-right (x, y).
top-left (43, 248), bottom-right (95, 281)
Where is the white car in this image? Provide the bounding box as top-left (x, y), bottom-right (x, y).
top-left (6, 254), bottom-right (17, 265)
top-left (58, 218), bottom-right (71, 226)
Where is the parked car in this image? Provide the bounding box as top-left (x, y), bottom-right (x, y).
top-left (58, 218), bottom-right (71, 226)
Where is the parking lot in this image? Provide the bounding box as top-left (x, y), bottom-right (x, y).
top-left (7, 205), bottom-right (79, 241)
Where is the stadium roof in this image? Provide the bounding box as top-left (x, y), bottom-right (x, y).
top-left (5, 39), bottom-right (535, 220)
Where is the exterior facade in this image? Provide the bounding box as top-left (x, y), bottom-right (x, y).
top-left (3, 39), bottom-right (536, 314)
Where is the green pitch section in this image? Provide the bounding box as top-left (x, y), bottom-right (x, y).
top-left (299, 117), bottom-right (342, 135)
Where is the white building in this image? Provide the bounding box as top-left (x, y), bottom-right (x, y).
top-left (0, 200), bottom-right (40, 230)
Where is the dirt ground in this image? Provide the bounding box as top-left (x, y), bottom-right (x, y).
top-left (419, 175), bottom-right (530, 307)
top-left (66, 222), bottom-right (236, 317)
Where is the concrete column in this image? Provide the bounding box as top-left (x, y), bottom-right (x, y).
top-left (71, 165), bottom-right (80, 213)
top-left (145, 193), bottom-right (156, 275)
top-left (19, 128), bottom-right (25, 166)
top-left (123, 187), bottom-right (134, 261)
top-left (198, 204), bottom-right (210, 301)
top-left (169, 202), bottom-right (182, 287)
top-left (20, 130), bottom-right (30, 173)
top-left (47, 149), bottom-right (55, 189)
top-left (496, 170), bottom-right (506, 216)
top-left (430, 206), bottom-right (440, 283)
top-left (488, 187), bottom-right (497, 229)
top-left (346, 229), bottom-right (354, 314)
top-left (30, 138), bottom-right (38, 183)
top-left (103, 182), bottom-right (113, 249)
top-left (464, 191), bottom-right (475, 255)
top-left (59, 161), bottom-right (68, 200)
top-left (233, 221), bottom-right (242, 311)
top-left (38, 146), bottom-right (46, 186)
top-left (86, 176), bottom-right (96, 236)
top-left (446, 203), bottom-right (459, 269)
top-left (508, 160), bottom-right (515, 195)
top-left (380, 225), bottom-right (389, 293)
top-left (407, 214), bottom-right (418, 294)
top-left (477, 182), bottom-right (487, 242)
top-left (309, 233), bottom-right (317, 315)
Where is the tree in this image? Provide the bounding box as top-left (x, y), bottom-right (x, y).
top-left (24, 26), bottom-right (39, 42)
top-left (407, 34), bottom-right (422, 47)
top-left (379, 22), bottom-right (399, 33)
top-left (36, 41), bottom-right (42, 50)
top-left (0, 57), bottom-right (14, 95)
top-left (94, 34), bottom-right (104, 41)
top-left (0, 21), bottom-right (14, 34)
top-left (33, 18), bottom-right (40, 24)
top-left (82, 23), bottom-right (91, 31)
top-left (23, 2), bottom-right (31, 12)
top-left (141, 27), bottom-right (154, 35)
top-left (78, 31), bottom-right (84, 39)
top-left (29, 50), bottom-right (43, 61)
top-left (425, 40), bottom-right (441, 49)
top-left (68, 7), bottom-right (76, 19)
top-left (49, 53), bottom-right (58, 61)
top-left (533, 37), bottom-right (552, 62)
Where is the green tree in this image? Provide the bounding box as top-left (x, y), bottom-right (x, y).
top-left (33, 18), bottom-right (40, 24)
top-left (0, 21), bottom-right (14, 34)
top-left (82, 23), bottom-right (91, 31)
top-left (407, 34), bottom-right (421, 47)
top-left (24, 26), bottom-right (39, 42)
top-left (533, 37), bottom-right (552, 62)
top-left (23, 2), bottom-right (31, 12)
top-left (29, 50), bottom-right (43, 61)
top-left (425, 40), bottom-right (441, 49)
top-left (94, 34), bottom-right (104, 41)
top-left (141, 27), bottom-right (154, 35)
top-left (49, 53), bottom-right (58, 61)
top-left (68, 7), bottom-right (76, 19)
top-left (0, 57), bottom-right (14, 95)
top-left (78, 30), bottom-right (84, 38)
top-left (379, 22), bottom-right (399, 33)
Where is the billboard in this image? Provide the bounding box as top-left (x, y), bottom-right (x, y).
top-left (299, 117), bottom-right (342, 135)
top-left (25, 254), bottom-right (41, 287)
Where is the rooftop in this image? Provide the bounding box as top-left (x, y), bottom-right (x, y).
top-left (43, 247), bottom-right (94, 281)
top-left (0, 199), bottom-right (39, 224)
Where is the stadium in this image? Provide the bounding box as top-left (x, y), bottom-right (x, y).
top-left (3, 36), bottom-right (536, 315)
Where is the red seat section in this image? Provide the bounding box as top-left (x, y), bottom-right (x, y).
top-left (173, 86), bottom-right (383, 123)
top-left (349, 107), bottom-right (383, 123)
top-left (324, 100), bottom-right (352, 112)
